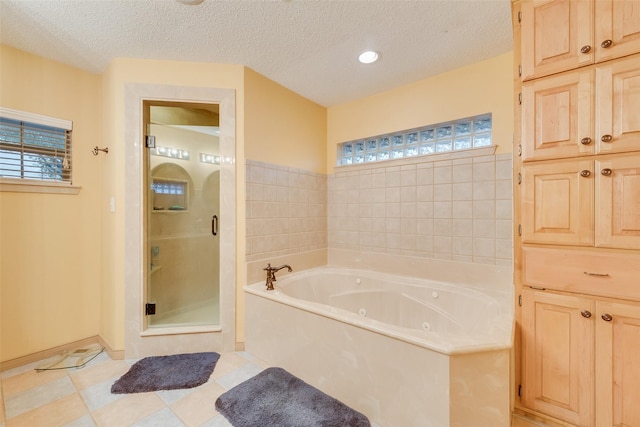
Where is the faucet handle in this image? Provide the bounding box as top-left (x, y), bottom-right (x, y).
top-left (263, 263), bottom-right (272, 271)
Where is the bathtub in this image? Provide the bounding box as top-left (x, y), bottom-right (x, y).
top-left (244, 266), bottom-right (513, 427)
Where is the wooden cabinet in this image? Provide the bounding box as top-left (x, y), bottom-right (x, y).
top-left (522, 289), bottom-right (640, 427)
top-left (596, 156), bottom-right (640, 248)
top-left (522, 69), bottom-right (594, 161)
top-left (515, 2), bottom-right (640, 425)
top-left (595, 300), bottom-right (640, 427)
top-left (523, 246), bottom-right (640, 300)
top-left (521, 155), bottom-right (640, 249)
top-left (521, 0), bottom-right (640, 80)
top-left (594, 0), bottom-right (640, 63)
top-left (521, 159), bottom-right (594, 245)
top-left (595, 56), bottom-right (640, 154)
top-left (521, 289), bottom-right (594, 426)
top-left (522, 55), bottom-right (640, 161)
top-left (521, 0), bottom-right (593, 80)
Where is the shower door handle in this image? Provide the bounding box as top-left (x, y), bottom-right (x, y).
top-left (212, 215), bottom-right (218, 236)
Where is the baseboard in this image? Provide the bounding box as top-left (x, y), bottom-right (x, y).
top-left (0, 335), bottom-right (124, 372)
top-left (97, 335), bottom-right (124, 360)
top-left (0, 336), bottom-right (101, 372)
top-left (512, 408), bottom-right (576, 427)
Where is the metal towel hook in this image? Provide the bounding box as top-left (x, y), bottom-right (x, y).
top-left (92, 146), bottom-right (109, 156)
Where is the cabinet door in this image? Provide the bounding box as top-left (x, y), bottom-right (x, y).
top-left (596, 56), bottom-right (640, 154)
top-left (595, 0), bottom-right (640, 63)
top-left (521, 0), bottom-right (593, 80)
top-left (522, 70), bottom-right (594, 160)
top-left (596, 301), bottom-right (640, 427)
top-left (521, 289), bottom-right (594, 426)
top-left (596, 156), bottom-right (640, 249)
top-left (521, 159), bottom-right (594, 245)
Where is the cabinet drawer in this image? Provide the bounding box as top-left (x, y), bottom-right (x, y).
top-left (523, 246), bottom-right (640, 300)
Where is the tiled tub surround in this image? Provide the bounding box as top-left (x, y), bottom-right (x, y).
top-left (328, 149), bottom-right (513, 265)
top-left (245, 264), bottom-right (513, 427)
top-left (245, 160), bottom-right (328, 262)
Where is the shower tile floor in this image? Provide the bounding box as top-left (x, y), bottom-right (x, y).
top-left (0, 351), bottom-right (269, 427)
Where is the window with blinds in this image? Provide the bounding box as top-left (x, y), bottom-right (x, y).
top-left (0, 107), bottom-right (73, 183)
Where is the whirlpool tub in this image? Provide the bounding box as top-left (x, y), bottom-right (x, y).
top-left (244, 265), bottom-right (513, 427)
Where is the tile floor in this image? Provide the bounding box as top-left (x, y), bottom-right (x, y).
top-left (0, 351), bottom-right (272, 427)
top-left (1, 348), bottom-right (522, 427)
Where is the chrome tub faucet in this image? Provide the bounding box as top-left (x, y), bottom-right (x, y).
top-left (263, 263), bottom-right (292, 290)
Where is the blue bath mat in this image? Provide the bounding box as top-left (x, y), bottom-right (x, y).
top-left (215, 367), bottom-right (371, 427)
top-left (111, 352), bottom-right (220, 394)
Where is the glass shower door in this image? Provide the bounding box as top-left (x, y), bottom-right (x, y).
top-left (145, 102), bottom-right (220, 328)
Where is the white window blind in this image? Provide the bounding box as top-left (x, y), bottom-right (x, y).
top-left (0, 107), bottom-right (73, 183)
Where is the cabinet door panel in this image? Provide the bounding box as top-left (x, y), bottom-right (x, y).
top-left (596, 301), bottom-right (640, 427)
top-left (596, 56), bottom-right (640, 154)
top-left (595, 0), bottom-right (640, 62)
top-left (522, 160), bottom-right (594, 245)
top-left (596, 156), bottom-right (640, 249)
top-left (521, 0), bottom-right (593, 80)
top-left (522, 70), bottom-right (594, 160)
top-left (521, 290), bottom-right (594, 426)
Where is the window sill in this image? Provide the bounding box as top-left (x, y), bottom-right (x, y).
top-left (0, 178), bottom-right (81, 195)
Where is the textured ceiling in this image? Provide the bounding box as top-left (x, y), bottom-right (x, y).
top-left (0, 0), bottom-right (513, 107)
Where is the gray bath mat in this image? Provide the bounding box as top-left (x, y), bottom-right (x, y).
top-left (215, 367), bottom-right (371, 427)
top-left (111, 352), bottom-right (220, 394)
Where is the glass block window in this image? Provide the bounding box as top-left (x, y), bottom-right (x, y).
top-left (151, 179), bottom-right (188, 211)
top-left (337, 114), bottom-right (492, 166)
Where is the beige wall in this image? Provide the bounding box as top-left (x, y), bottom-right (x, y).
top-left (0, 45), bottom-right (103, 361)
top-left (244, 67), bottom-right (327, 174)
top-left (327, 52), bottom-right (514, 173)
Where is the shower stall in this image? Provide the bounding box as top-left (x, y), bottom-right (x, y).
top-left (124, 83), bottom-right (236, 358)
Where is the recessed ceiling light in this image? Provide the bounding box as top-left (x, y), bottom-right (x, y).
top-left (358, 50), bottom-right (379, 64)
top-left (176, 0), bottom-right (204, 5)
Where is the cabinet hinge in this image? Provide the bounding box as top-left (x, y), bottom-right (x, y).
top-left (518, 144), bottom-right (522, 157)
top-left (517, 11), bottom-right (522, 23)
top-left (518, 64), bottom-right (522, 77)
top-left (518, 384), bottom-right (522, 397)
top-left (518, 93), bottom-right (522, 105)
top-left (518, 295), bottom-right (522, 306)
top-left (518, 224), bottom-right (522, 236)
top-left (517, 172), bottom-right (522, 185)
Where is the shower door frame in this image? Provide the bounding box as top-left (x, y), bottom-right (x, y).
top-left (124, 83), bottom-right (236, 358)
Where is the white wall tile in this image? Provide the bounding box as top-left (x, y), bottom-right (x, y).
top-left (254, 151), bottom-right (513, 266)
top-left (433, 163), bottom-right (452, 184)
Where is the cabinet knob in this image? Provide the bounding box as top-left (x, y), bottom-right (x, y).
top-left (601, 39), bottom-right (613, 48)
top-left (580, 137), bottom-right (592, 145)
top-left (601, 313), bottom-right (613, 322)
top-left (601, 134), bottom-right (613, 143)
top-left (580, 45), bottom-right (592, 54)
top-left (581, 310), bottom-right (592, 318)
top-left (601, 168), bottom-right (613, 176)
top-left (580, 170), bottom-right (591, 177)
